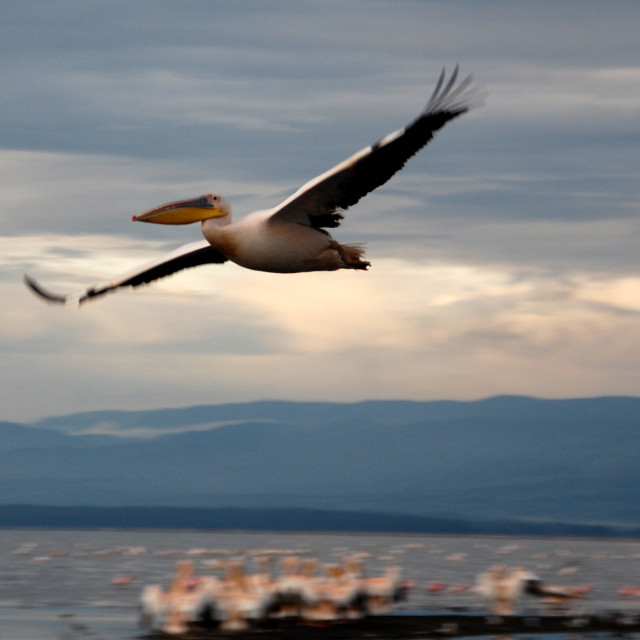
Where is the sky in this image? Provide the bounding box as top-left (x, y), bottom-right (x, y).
top-left (1, 0), bottom-right (639, 422)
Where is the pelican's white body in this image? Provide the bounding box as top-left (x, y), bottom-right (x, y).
top-left (202, 210), bottom-right (360, 273)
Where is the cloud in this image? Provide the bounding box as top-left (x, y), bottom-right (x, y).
top-left (70, 419), bottom-right (272, 439)
top-left (1, 1), bottom-right (639, 421)
top-left (4, 226), bottom-right (640, 421)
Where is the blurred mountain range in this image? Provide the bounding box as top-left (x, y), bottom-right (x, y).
top-left (1, 396), bottom-right (638, 531)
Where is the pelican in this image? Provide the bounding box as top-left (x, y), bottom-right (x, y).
top-left (475, 566), bottom-right (540, 615)
top-left (25, 66), bottom-right (482, 305)
top-left (475, 566), bottom-right (585, 615)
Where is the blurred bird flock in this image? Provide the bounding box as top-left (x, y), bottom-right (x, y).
top-left (2, 529), bottom-right (640, 639)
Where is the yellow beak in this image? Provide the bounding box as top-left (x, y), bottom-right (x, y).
top-left (133, 195), bottom-right (226, 225)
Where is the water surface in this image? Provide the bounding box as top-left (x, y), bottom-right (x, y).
top-left (1, 529), bottom-right (639, 639)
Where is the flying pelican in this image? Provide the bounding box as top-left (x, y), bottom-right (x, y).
top-left (25, 66), bottom-right (482, 305)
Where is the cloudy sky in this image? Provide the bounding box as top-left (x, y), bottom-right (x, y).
top-left (1, 1), bottom-right (639, 422)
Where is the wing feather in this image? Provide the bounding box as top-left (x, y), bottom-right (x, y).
top-left (25, 240), bottom-right (228, 305)
top-left (269, 66), bottom-right (483, 228)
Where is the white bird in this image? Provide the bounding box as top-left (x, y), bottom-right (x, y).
top-left (475, 565), bottom-right (584, 615)
top-left (475, 566), bottom-right (539, 615)
top-left (25, 66), bottom-right (482, 305)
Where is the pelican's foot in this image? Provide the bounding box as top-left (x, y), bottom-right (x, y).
top-left (334, 242), bottom-right (370, 270)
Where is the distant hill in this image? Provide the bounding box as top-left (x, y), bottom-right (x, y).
top-left (0, 504), bottom-right (632, 538)
top-left (1, 396), bottom-right (639, 531)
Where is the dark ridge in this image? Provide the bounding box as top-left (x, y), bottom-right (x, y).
top-left (0, 504), bottom-right (634, 538)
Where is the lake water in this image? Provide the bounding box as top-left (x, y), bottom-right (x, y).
top-left (1, 528), bottom-right (639, 639)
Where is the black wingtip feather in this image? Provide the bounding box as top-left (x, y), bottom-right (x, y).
top-left (24, 274), bottom-right (68, 305)
top-left (424, 65), bottom-right (484, 117)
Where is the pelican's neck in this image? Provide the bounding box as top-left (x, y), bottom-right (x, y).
top-left (201, 214), bottom-right (238, 258)
top-left (201, 213), bottom-right (231, 238)
top-left (202, 213), bottom-right (231, 229)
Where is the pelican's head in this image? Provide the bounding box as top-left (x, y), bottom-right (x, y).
top-left (133, 193), bottom-right (230, 225)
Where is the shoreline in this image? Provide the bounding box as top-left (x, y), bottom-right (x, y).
top-left (140, 612), bottom-right (640, 639)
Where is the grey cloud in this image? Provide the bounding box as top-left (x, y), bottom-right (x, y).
top-left (2, 0), bottom-right (640, 421)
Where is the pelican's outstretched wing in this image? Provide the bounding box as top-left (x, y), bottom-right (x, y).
top-left (25, 240), bottom-right (228, 305)
top-left (269, 66), bottom-right (483, 229)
